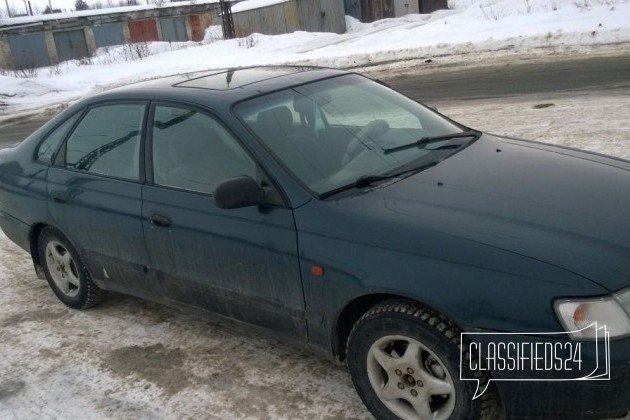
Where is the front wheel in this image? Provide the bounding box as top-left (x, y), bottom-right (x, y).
top-left (38, 227), bottom-right (104, 309)
top-left (347, 300), bottom-right (497, 420)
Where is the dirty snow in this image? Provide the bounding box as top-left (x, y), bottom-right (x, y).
top-left (436, 91), bottom-right (630, 160)
top-left (1, 90), bottom-right (629, 419)
top-left (1, 0), bottom-right (630, 118)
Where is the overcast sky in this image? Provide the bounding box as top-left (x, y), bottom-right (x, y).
top-left (1, 0), bottom-right (150, 16)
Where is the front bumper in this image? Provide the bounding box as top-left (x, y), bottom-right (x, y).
top-left (468, 333), bottom-right (630, 419)
top-left (496, 365), bottom-right (630, 419)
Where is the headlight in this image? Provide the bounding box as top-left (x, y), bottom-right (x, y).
top-left (554, 288), bottom-right (630, 340)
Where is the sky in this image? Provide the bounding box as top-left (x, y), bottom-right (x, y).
top-left (1, 0), bottom-right (148, 15)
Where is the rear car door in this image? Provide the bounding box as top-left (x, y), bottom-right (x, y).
top-left (47, 102), bottom-right (154, 296)
top-left (142, 104), bottom-right (306, 339)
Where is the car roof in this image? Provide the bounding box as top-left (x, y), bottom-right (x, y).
top-left (91, 66), bottom-right (350, 107)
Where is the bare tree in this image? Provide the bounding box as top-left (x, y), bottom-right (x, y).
top-left (3, 0), bottom-right (20, 17)
top-left (74, 0), bottom-right (89, 10)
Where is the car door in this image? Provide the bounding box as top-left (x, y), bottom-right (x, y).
top-left (46, 102), bottom-right (155, 297)
top-left (142, 104), bottom-right (306, 339)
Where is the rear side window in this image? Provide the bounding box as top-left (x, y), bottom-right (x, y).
top-left (65, 104), bottom-right (145, 181)
top-left (37, 113), bottom-right (80, 163)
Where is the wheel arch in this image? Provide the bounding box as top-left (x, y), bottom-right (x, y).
top-left (29, 222), bottom-right (50, 279)
top-left (334, 293), bottom-right (452, 362)
top-left (29, 222), bottom-right (73, 280)
top-left (333, 291), bottom-right (478, 361)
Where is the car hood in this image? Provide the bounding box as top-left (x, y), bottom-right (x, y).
top-left (336, 134), bottom-right (630, 292)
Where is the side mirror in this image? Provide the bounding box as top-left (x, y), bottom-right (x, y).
top-left (214, 176), bottom-right (264, 209)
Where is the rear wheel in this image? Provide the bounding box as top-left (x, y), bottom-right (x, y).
top-left (347, 300), bottom-right (497, 420)
top-left (38, 227), bottom-right (104, 309)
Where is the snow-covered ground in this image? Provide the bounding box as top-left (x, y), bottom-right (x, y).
top-left (1, 0), bottom-right (629, 119)
top-left (0, 90), bottom-right (629, 419)
top-left (437, 90), bottom-right (630, 160)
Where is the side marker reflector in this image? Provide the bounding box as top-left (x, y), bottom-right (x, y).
top-left (311, 265), bottom-right (325, 277)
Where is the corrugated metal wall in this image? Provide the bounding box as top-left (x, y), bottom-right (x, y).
top-left (128, 19), bottom-right (160, 43)
top-left (233, 0), bottom-right (345, 38)
top-left (299, 0), bottom-right (345, 33)
top-left (93, 22), bottom-right (125, 49)
top-left (233, 1), bottom-right (300, 38)
top-left (7, 33), bottom-right (50, 68)
top-left (160, 16), bottom-right (188, 42)
top-left (359, 0), bottom-right (394, 22)
top-left (53, 29), bottom-right (89, 62)
top-left (393, 0), bottom-right (419, 16)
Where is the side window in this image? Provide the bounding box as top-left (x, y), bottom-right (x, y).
top-left (65, 104), bottom-right (145, 181)
top-left (37, 113), bottom-right (80, 163)
top-left (152, 106), bottom-right (256, 194)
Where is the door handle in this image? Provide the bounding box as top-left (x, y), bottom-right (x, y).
top-left (150, 214), bottom-right (171, 228)
top-left (51, 191), bottom-right (68, 204)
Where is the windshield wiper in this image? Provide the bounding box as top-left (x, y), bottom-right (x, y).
top-left (383, 130), bottom-right (481, 155)
top-left (319, 174), bottom-right (400, 199)
top-left (320, 161), bottom-right (439, 199)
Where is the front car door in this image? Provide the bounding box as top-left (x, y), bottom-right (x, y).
top-left (47, 101), bottom-right (154, 296)
top-left (142, 104), bottom-right (306, 340)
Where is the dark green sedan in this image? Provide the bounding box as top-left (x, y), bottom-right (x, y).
top-left (0, 67), bottom-right (628, 420)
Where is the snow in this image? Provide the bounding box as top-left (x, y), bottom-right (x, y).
top-left (1, 0), bottom-right (630, 119)
top-left (231, 0), bottom-right (291, 13)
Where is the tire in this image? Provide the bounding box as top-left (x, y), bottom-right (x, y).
top-left (38, 227), bottom-right (104, 309)
top-left (347, 300), bottom-right (498, 420)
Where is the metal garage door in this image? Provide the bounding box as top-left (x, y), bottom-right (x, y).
top-left (160, 17), bottom-right (188, 42)
top-left (54, 30), bottom-right (89, 62)
top-left (128, 19), bottom-right (159, 43)
top-left (93, 23), bottom-right (125, 49)
top-left (189, 15), bottom-right (204, 42)
top-left (8, 33), bottom-right (50, 69)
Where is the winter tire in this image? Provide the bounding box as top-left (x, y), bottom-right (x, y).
top-left (347, 300), bottom-right (498, 420)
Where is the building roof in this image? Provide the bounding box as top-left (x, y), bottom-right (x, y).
top-left (0, 0), bottom-right (219, 29)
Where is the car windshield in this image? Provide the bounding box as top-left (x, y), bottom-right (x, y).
top-left (235, 74), bottom-right (472, 196)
